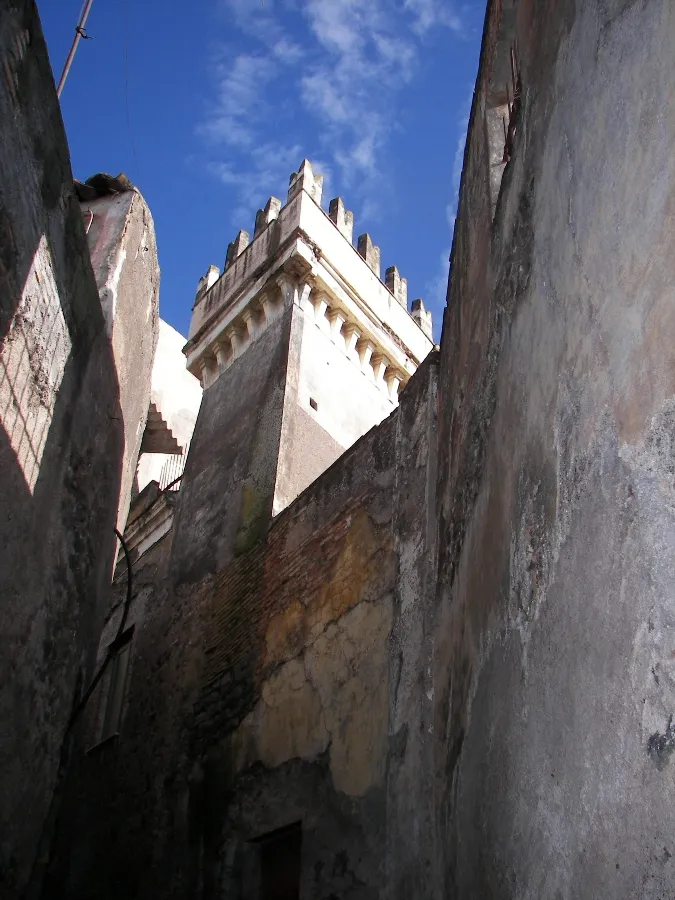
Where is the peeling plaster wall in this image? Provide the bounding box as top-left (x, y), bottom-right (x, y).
top-left (45, 353), bottom-right (440, 900)
top-left (229, 509), bottom-right (395, 797)
top-left (0, 2), bottom-right (124, 894)
top-left (215, 474), bottom-right (397, 900)
top-left (435, 1), bottom-right (675, 896)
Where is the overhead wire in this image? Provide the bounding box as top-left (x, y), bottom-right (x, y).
top-left (56, 0), bottom-right (95, 98)
top-left (57, 0), bottom-right (140, 181)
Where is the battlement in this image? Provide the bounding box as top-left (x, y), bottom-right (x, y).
top-left (191, 274), bottom-right (410, 402)
top-left (329, 197), bottom-right (354, 242)
top-left (184, 160), bottom-right (433, 391)
top-left (288, 158), bottom-right (323, 206)
top-left (411, 297), bottom-right (433, 340)
top-left (385, 265), bottom-right (407, 308)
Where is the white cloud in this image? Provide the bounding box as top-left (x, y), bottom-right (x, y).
top-left (334, 126), bottom-right (381, 180)
top-left (216, 53), bottom-right (274, 116)
top-left (199, 53), bottom-right (276, 147)
top-left (292, 0), bottom-right (465, 199)
top-left (303, 0), bottom-right (373, 55)
top-left (272, 36), bottom-right (305, 63)
top-left (218, 0), bottom-right (286, 47)
top-left (372, 32), bottom-right (417, 76)
top-left (404, 0), bottom-right (464, 35)
top-left (199, 0), bottom-right (469, 226)
top-left (295, 0), bottom-right (422, 195)
top-left (199, 114), bottom-right (253, 148)
top-left (301, 69), bottom-right (351, 125)
top-left (211, 141), bottom-right (303, 226)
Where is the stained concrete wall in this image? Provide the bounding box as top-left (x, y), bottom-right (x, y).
top-left (434, 1), bottom-right (675, 896)
top-left (43, 348), bottom-right (440, 899)
top-left (83, 186), bottom-right (160, 530)
top-left (387, 352), bottom-right (438, 898)
top-left (0, 2), bottom-right (125, 894)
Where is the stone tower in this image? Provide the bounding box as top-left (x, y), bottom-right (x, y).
top-left (172, 160), bottom-right (433, 583)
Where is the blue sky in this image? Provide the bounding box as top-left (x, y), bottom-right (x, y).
top-left (39, 0), bottom-right (485, 342)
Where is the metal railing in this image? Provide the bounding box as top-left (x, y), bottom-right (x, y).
top-left (158, 441), bottom-right (190, 491)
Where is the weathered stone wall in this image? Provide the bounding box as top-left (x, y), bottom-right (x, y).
top-left (435, 0), bottom-right (675, 896)
top-left (44, 350), bottom-right (440, 899)
top-left (44, 416), bottom-right (397, 898)
top-left (211, 420), bottom-right (398, 900)
top-left (170, 303), bottom-right (293, 586)
top-left (0, 1), bottom-right (125, 894)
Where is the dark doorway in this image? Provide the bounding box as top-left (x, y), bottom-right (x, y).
top-left (258, 822), bottom-right (302, 900)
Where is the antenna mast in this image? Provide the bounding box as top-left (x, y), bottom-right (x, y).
top-left (56, 0), bottom-right (95, 98)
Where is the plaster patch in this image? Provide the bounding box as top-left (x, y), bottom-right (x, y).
top-left (100, 247), bottom-right (126, 337)
top-left (255, 657), bottom-right (329, 768)
top-left (263, 509), bottom-right (394, 670)
top-left (305, 596), bottom-right (393, 796)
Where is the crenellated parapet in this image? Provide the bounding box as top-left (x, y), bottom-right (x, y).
top-left (225, 229), bottom-right (250, 271)
top-left (328, 197), bottom-right (354, 242)
top-left (357, 233), bottom-right (381, 278)
top-left (288, 159), bottom-right (324, 206)
top-left (184, 159), bottom-right (433, 393)
top-left (411, 298), bottom-right (433, 340)
top-left (190, 266), bottom-right (408, 400)
top-left (195, 264), bottom-right (220, 305)
top-left (254, 197), bottom-right (282, 237)
top-left (385, 265), bottom-right (408, 308)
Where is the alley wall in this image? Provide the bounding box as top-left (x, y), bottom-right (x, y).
top-left (435, 1), bottom-right (675, 896)
top-left (0, 3), bottom-right (124, 894)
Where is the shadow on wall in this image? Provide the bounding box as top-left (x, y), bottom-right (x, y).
top-left (0, 2), bottom-right (125, 891)
top-left (0, 209), bottom-right (126, 898)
